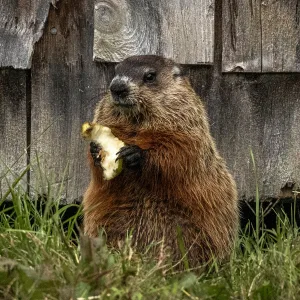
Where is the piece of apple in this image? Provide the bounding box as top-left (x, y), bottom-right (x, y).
top-left (81, 122), bottom-right (124, 180)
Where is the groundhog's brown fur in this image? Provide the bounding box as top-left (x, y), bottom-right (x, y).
top-left (83, 55), bottom-right (239, 266)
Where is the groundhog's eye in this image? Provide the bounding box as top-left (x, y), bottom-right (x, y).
top-left (143, 72), bottom-right (156, 83)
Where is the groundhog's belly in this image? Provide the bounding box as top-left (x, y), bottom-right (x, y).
top-left (99, 197), bottom-right (209, 263)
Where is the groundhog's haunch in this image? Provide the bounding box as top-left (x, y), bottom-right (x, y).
top-left (83, 55), bottom-right (239, 266)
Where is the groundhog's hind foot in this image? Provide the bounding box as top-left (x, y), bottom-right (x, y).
top-left (116, 145), bottom-right (145, 169)
top-left (90, 142), bottom-right (102, 167)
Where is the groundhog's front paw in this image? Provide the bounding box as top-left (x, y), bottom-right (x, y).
top-left (116, 145), bottom-right (145, 169)
top-left (90, 142), bottom-right (102, 167)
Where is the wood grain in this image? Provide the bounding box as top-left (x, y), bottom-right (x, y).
top-left (30, 0), bottom-right (115, 201)
top-left (212, 73), bottom-right (300, 200)
top-left (0, 69), bottom-right (28, 196)
top-left (261, 0), bottom-right (300, 72)
top-left (223, 0), bottom-right (300, 72)
top-left (0, 0), bottom-right (54, 69)
top-left (2, 0), bottom-right (300, 203)
top-left (93, 0), bottom-right (214, 64)
top-left (93, 0), bottom-right (160, 62)
top-left (177, 67), bottom-right (300, 200)
top-left (159, 0), bottom-right (214, 64)
top-left (222, 0), bottom-right (262, 72)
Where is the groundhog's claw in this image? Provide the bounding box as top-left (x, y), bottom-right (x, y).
top-left (116, 145), bottom-right (144, 169)
top-left (90, 142), bottom-right (102, 167)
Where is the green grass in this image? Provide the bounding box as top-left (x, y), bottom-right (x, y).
top-left (1, 175), bottom-right (300, 299)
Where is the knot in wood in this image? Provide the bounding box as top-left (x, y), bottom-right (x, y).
top-left (94, 0), bottom-right (124, 34)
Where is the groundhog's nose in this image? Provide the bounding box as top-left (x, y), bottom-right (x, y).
top-left (110, 78), bottom-right (129, 99)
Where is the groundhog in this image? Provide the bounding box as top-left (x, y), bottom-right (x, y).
top-left (83, 55), bottom-right (239, 267)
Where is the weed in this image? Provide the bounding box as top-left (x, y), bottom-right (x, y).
top-left (1, 162), bottom-right (300, 299)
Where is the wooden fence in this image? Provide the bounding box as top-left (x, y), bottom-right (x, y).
top-left (1, 0), bottom-right (300, 203)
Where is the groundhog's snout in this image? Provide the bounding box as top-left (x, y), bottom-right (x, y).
top-left (109, 77), bottom-right (130, 105)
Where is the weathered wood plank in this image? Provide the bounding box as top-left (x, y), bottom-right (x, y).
top-left (261, 0), bottom-right (300, 72)
top-left (223, 0), bottom-right (300, 73)
top-left (188, 65), bottom-right (300, 199)
top-left (159, 0), bottom-right (214, 64)
top-left (0, 0), bottom-right (56, 69)
top-left (93, 0), bottom-right (160, 62)
top-left (30, 0), bottom-right (114, 201)
top-left (93, 0), bottom-right (214, 64)
top-left (222, 0), bottom-right (261, 72)
top-left (210, 74), bottom-right (300, 199)
top-left (0, 69), bottom-right (28, 196)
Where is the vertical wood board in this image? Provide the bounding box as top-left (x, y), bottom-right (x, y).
top-left (222, 0), bottom-right (262, 72)
top-left (222, 0), bottom-right (300, 72)
top-left (93, 0), bottom-right (215, 64)
top-left (159, 0), bottom-right (214, 64)
top-left (261, 0), bottom-right (300, 72)
top-left (188, 67), bottom-right (300, 199)
top-left (0, 0), bottom-right (55, 69)
top-left (0, 69), bottom-right (28, 196)
top-left (31, 0), bottom-right (115, 201)
top-left (212, 74), bottom-right (300, 199)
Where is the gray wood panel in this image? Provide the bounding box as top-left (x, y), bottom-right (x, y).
top-left (159, 0), bottom-right (214, 64)
top-left (93, 0), bottom-right (160, 62)
top-left (188, 66), bottom-right (300, 200)
top-left (0, 0), bottom-right (54, 69)
top-left (0, 69), bottom-right (28, 197)
top-left (223, 0), bottom-right (300, 72)
top-left (211, 74), bottom-right (300, 200)
top-left (222, 0), bottom-right (261, 72)
top-left (93, 0), bottom-right (214, 64)
top-left (261, 0), bottom-right (300, 72)
top-left (1, 0), bottom-right (299, 203)
top-left (30, 0), bottom-right (115, 201)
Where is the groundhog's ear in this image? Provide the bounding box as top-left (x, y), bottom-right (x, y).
top-left (172, 65), bottom-right (186, 78)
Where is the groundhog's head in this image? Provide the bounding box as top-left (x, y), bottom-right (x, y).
top-left (100, 55), bottom-right (204, 130)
